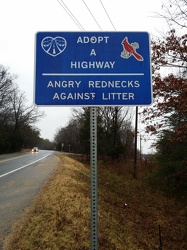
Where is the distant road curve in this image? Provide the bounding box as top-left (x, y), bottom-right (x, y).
top-left (0, 150), bottom-right (60, 249)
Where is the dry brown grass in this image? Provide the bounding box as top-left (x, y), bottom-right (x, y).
top-left (4, 155), bottom-right (91, 250)
top-left (4, 154), bottom-right (187, 250)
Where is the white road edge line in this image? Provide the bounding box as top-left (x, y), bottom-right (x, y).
top-left (0, 153), bottom-right (52, 178)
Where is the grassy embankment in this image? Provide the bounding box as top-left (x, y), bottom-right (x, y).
top-left (4, 154), bottom-right (187, 250)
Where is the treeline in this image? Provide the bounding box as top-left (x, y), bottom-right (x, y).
top-left (0, 65), bottom-right (51, 153)
top-left (54, 107), bottom-right (135, 159)
top-left (141, 0), bottom-right (187, 198)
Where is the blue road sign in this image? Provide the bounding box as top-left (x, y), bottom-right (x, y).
top-left (34, 32), bottom-right (152, 106)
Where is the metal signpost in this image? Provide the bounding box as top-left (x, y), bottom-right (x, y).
top-left (34, 32), bottom-right (152, 250)
top-left (90, 107), bottom-right (98, 249)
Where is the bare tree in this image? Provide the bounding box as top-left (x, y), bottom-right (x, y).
top-left (0, 65), bottom-right (44, 152)
top-left (9, 89), bottom-right (44, 132)
top-left (0, 65), bottom-right (16, 126)
top-left (160, 0), bottom-right (187, 29)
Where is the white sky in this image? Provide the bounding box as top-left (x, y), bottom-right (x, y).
top-left (0, 0), bottom-right (165, 153)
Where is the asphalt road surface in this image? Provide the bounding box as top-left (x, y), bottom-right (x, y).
top-left (0, 150), bottom-right (60, 249)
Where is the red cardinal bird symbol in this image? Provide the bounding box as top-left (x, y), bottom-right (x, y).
top-left (121, 37), bottom-right (144, 61)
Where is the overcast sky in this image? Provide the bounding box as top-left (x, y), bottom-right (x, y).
top-left (0, 0), bottom-right (165, 153)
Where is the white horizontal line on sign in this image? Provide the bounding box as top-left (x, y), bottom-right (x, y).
top-left (42, 73), bottom-right (144, 76)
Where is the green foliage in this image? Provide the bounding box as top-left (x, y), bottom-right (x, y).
top-left (147, 129), bottom-right (187, 200)
top-left (151, 123), bottom-right (187, 200)
top-left (38, 138), bottom-right (54, 150)
top-left (0, 131), bottom-right (11, 153)
top-left (108, 144), bottom-right (125, 159)
top-left (146, 159), bottom-right (187, 201)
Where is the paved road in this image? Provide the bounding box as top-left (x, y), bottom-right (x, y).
top-left (0, 150), bottom-right (60, 249)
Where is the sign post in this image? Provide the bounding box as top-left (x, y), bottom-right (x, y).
top-left (90, 107), bottom-right (98, 250)
top-left (35, 31), bottom-right (152, 250)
